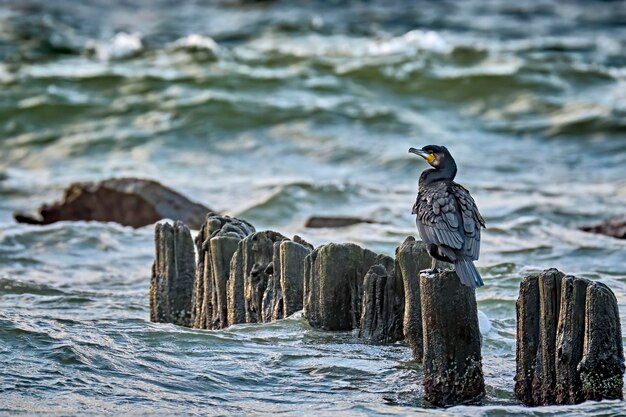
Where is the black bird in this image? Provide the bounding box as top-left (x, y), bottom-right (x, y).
top-left (409, 145), bottom-right (485, 288)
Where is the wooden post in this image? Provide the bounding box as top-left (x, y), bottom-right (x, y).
top-left (514, 274), bottom-right (540, 405)
top-left (420, 270), bottom-right (484, 406)
top-left (150, 221), bottom-right (196, 327)
top-left (555, 275), bottom-right (589, 404)
top-left (579, 282), bottom-right (624, 401)
top-left (192, 215), bottom-right (255, 329)
top-left (358, 256), bottom-right (403, 344)
top-left (303, 243), bottom-right (383, 330)
top-left (226, 231), bottom-right (288, 325)
top-left (261, 241), bottom-right (284, 322)
top-left (227, 240), bottom-right (249, 326)
top-left (278, 238), bottom-right (313, 318)
top-left (394, 237), bottom-right (431, 361)
top-left (515, 269), bottom-right (624, 405)
top-left (537, 268), bottom-right (564, 404)
top-left (209, 237), bottom-right (240, 329)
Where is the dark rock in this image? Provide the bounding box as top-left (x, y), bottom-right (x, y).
top-left (304, 216), bottom-right (376, 228)
top-left (580, 218), bottom-right (626, 239)
top-left (395, 236), bottom-right (432, 361)
top-left (150, 221), bottom-right (196, 327)
top-left (579, 282), bottom-right (624, 401)
top-left (192, 215), bottom-right (255, 330)
top-left (420, 269), bottom-right (484, 407)
top-left (303, 243), bottom-right (385, 331)
top-left (14, 177), bottom-right (213, 229)
top-left (515, 268), bottom-right (624, 406)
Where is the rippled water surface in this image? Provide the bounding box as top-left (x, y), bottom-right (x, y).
top-left (1, 1), bottom-right (625, 415)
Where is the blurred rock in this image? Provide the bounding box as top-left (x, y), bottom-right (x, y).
top-left (580, 218), bottom-right (626, 239)
top-left (304, 216), bottom-right (376, 228)
top-left (14, 178), bottom-right (213, 229)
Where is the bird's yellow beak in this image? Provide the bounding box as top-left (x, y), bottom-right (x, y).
top-left (409, 147), bottom-right (435, 163)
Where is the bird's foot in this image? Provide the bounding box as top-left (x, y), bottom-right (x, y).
top-left (419, 268), bottom-right (440, 276)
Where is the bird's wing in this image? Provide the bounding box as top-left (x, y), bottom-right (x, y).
top-left (414, 182), bottom-right (465, 251)
top-left (450, 182), bottom-right (485, 260)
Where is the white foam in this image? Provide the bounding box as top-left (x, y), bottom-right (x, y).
top-left (380, 29), bottom-right (452, 55)
top-left (170, 34), bottom-right (219, 53)
top-left (88, 32), bottom-right (143, 61)
top-left (245, 29), bottom-right (452, 59)
top-left (478, 309), bottom-right (492, 335)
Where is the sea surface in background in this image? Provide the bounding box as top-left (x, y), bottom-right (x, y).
top-left (0, 0), bottom-right (625, 415)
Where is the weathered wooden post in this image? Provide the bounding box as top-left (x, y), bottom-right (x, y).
top-left (227, 237), bottom-right (250, 326)
top-left (394, 237), bottom-right (431, 361)
top-left (227, 230), bottom-right (288, 325)
top-left (579, 281), bottom-right (624, 401)
top-left (192, 215), bottom-right (255, 330)
top-left (515, 269), bottom-right (624, 406)
top-left (262, 241), bottom-right (284, 322)
top-left (538, 268), bottom-right (563, 404)
top-left (515, 272), bottom-right (541, 405)
top-left (150, 221), bottom-right (196, 327)
top-left (359, 257), bottom-right (404, 343)
top-left (245, 231), bottom-right (288, 323)
top-left (303, 243), bottom-right (388, 331)
top-left (420, 270), bottom-right (485, 406)
top-left (276, 237), bottom-right (313, 318)
top-left (261, 237), bottom-right (313, 322)
top-left (555, 275), bottom-right (588, 404)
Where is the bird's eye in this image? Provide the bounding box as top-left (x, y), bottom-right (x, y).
top-left (428, 151), bottom-right (434, 155)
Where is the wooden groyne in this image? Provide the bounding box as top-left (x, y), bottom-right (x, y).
top-left (150, 214), bottom-right (623, 407)
top-left (515, 269), bottom-right (624, 405)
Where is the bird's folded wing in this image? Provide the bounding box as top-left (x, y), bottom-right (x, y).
top-left (415, 184), bottom-right (465, 250)
top-left (450, 182), bottom-right (485, 260)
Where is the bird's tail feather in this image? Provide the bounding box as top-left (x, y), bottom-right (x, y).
top-left (454, 259), bottom-right (484, 288)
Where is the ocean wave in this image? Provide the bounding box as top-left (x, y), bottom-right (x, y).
top-left (0, 277), bottom-right (65, 296)
top-left (167, 34), bottom-right (220, 61)
top-left (86, 32), bottom-right (143, 61)
top-left (236, 181), bottom-right (355, 226)
top-left (4, 27), bottom-right (623, 139)
top-left (243, 30), bottom-right (452, 60)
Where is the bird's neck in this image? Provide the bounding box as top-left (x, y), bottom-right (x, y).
top-left (419, 161), bottom-right (457, 187)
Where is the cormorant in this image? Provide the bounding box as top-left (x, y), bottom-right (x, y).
top-left (409, 145), bottom-right (485, 288)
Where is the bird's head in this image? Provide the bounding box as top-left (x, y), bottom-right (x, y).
top-left (408, 145), bottom-right (452, 169)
